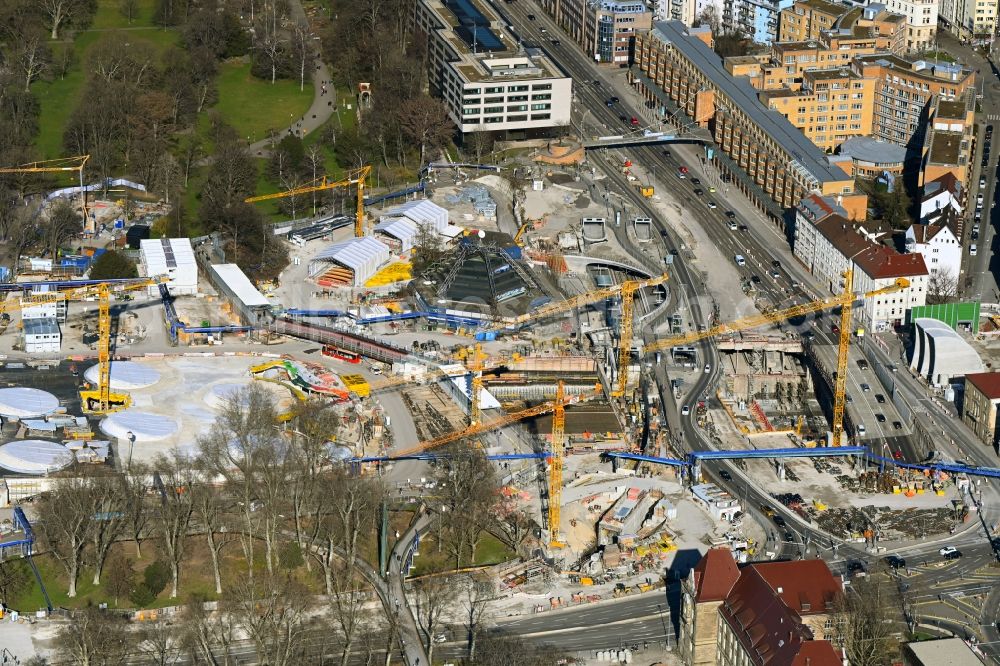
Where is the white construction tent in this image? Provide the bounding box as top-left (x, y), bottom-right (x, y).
top-left (375, 200), bottom-right (450, 253)
top-left (309, 237), bottom-right (391, 287)
top-left (909, 318), bottom-right (984, 387)
top-left (141, 237), bottom-right (198, 296)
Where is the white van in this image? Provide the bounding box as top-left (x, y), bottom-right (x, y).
top-left (734, 254), bottom-right (746, 266)
top-left (857, 423), bottom-right (866, 436)
top-left (971, 244), bottom-right (978, 256)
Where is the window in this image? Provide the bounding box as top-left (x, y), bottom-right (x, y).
top-left (532, 93), bottom-right (551, 100)
top-left (485, 96), bottom-right (503, 103)
top-left (532, 83), bottom-right (552, 90)
top-left (531, 113), bottom-right (551, 120)
top-left (484, 106), bottom-right (503, 114)
top-left (531, 103), bottom-right (551, 110)
top-left (485, 86), bottom-right (504, 94)
top-left (484, 116), bottom-right (504, 123)
top-left (507, 115), bottom-right (528, 122)
top-left (462, 108), bottom-right (479, 116)
top-left (508, 104), bottom-right (528, 112)
top-left (508, 95), bottom-right (528, 102)
top-left (465, 98), bottom-right (481, 106)
top-left (508, 85), bottom-right (529, 92)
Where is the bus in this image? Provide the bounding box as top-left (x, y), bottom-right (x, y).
top-left (322, 346), bottom-right (361, 364)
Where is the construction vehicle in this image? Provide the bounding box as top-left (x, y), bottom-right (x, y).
top-left (0, 277), bottom-right (162, 413)
top-left (0, 155), bottom-right (91, 231)
top-left (245, 165), bottom-right (371, 237)
top-left (639, 271), bottom-right (908, 445)
top-left (514, 223), bottom-right (530, 246)
top-left (637, 185), bottom-right (654, 198)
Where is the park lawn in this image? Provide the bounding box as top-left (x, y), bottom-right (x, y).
top-left (211, 62), bottom-right (314, 144)
top-left (408, 531), bottom-right (516, 577)
top-left (91, 0), bottom-right (161, 29)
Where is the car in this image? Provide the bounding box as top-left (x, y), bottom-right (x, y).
top-left (610, 96), bottom-right (619, 103)
top-left (708, 201), bottom-right (717, 209)
top-left (860, 383), bottom-right (871, 392)
top-left (540, 26), bottom-right (547, 33)
top-left (709, 186), bottom-right (716, 193)
top-left (750, 274), bottom-right (761, 284)
top-left (883, 555), bottom-right (906, 569)
top-left (773, 515), bottom-right (787, 527)
top-left (892, 421), bottom-right (903, 430)
top-left (551, 38), bottom-right (560, 44)
top-left (771, 260), bottom-right (781, 268)
top-left (803, 331), bottom-right (814, 341)
top-left (972, 231), bottom-right (980, 241)
top-left (846, 393), bottom-right (853, 403)
top-left (875, 393), bottom-right (885, 403)
top-left (939, 546), bottom-right (959, 557)
top-left (527, 13), bottom-right (536, 19)
top-left (433, 634), bottom-right (448, 644)
top-left (691, 177), bottom-right (701, 185)
top-left (982, 177), bottom-right (987, 188)
top-left (606, 98), bottom-right (615, 107)
top-left (856, 359), bottom-right (869, 370)
top-left (944, 550), bottom-right (963, 560)
top-left (975, 211), bottom-right (983, 221)
top-left (978, 193), bottom-right (985, 203)
top-left (725, 210), bottom-right (736, 219)
top-left (857, 423), bottom-right (866, 435)
top-left (719, 469), bottom-right (732, 481)
top-left (974, 223), bottom-right (981, 232)
top-left (591, 79), bottom-right (600, 85)
top-left (738, 224), bottom-right (749, 232)
top-left (677, 171), bottom-right (686, 179)
top-left (704, 363), bottom-right (711, 373)
top-left (784, 531), bottom-right (795, 542)
top-left (370, 365), bottom-right (383, 375)
top-left (893, 449), bottom-right (902, 459)
top-left (876, 413), bottom-right (886, 423)
top-left (832, 324), bottom-right (840, 334)
top-left (662, 149), bottom-right (672, 158)
top-left (681, 404), bottom-right (690, 416)
top-left (769, 270), bottom-right (780, 279)
top-left (694, 188), bottom-right (704, 196)
top-left (760, 504), bottom-right (775, 517)
top-left (734, 254), bottom-right (746, 266)
top-left (619, 114), bottom-right (628, 123)
top-left (678, 165), bottom-right (688, 174)
top-left (728, 221), bottom-right (738, 230)
top-left (630, 117), bottom-right (639, 126)
top-left (847, 560), bottom-right (866, 576)
top-left (971, 243), bottom-right (978, 256)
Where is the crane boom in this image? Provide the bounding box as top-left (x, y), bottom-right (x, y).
top-left (548, 381), bottom-right (566, 548)
top-left (832, 273), bottom-right (854, 447)
top-left (612, 280), bottom-right (643, 398)
top-left (389, 386), bottom-right (601, 458)
top-left (482, 273), bottom-right (668, 333)
top-left (244, 165), bottom-right (371, 237)
top-left (642, 278), bottom-right (909, 354)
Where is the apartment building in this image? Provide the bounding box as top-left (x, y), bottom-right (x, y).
top-left (779, 0), bottom-right (844, 41)
top-left (654, 0), bottom-right (698, 24)
top-left (919, 172), bottom-right (963, 220)
top-left (795, 213), bottom-right (928, 330)
top-left (939, 0), bottom-right (996, 41)
top-left (920, 90), bottom-right (977, 187)
top-left (413, 0), bottom-right (573, 135)
top-left (632, 21), bottom-right (868, 218)
top-left (881, 0), bottom-right (939, 50)
top-left (963, 372), bottom-right (1000, 449)
top-left (679, 548), bottom-right (844, 666)
top-left (832, 135), bottom-right (908, 177)
top-left (760, 66), bottom-right (877, 152)
top-left (854, 54), bottom-right (974, 151)
top-left (904, 221), bottom-right (961, 282)
top-left (539, 0), bottom-right (652, 63)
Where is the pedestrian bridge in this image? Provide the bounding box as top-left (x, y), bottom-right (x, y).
top-left (583, 132), bottom-right (708, 150)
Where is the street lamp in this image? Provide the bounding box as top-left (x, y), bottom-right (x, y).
top-left (125, 430), bottom-right (135, 472)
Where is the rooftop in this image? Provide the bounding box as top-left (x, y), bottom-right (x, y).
top-left (23, 317), bottom-right (59, 337)
top-left (838, 136), bottom-right (907, 165)
top-left (805, 67), bottom-right (859, 81)
top-left (815, 215), bottom-right (927, 279)
top-left (797, 193), bottom-right (847, 223)
top-left (965, 372), bottom-right (1000, 400)
top-left (937, 99), bottom-right (967, 119)
top-left (905, 637), bottom-right (989, 665)
top-left (855, 54), bottom-right (973, 84)
top-left (795, 0), bottom-right (846, 15)
top-left (691, 547), bottom-right (740, 602)
top-left (927, 130), bottom-right (967, 166)
top-left (749, 559), bottom-right (842, 614)
top-left (650, 21), bottom-right (853, 188)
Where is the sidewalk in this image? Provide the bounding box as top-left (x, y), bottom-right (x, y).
top-left (247, 0), bottom-right (337, 156)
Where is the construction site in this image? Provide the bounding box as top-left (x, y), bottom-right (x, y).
top-left (0, 155), bottom-right (991, 626)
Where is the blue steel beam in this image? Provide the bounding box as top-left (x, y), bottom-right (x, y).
top-left (352, 452), bottom-right (550, 463)
top-left (864, 453), bottom-right (1000, 479)
top-left (606, 452), bottom-right (688, 467)
top-left (690, 446), bottom-right (866, 461)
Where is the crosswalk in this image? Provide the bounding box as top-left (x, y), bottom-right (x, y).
top-left (987, 114), bottom-right (1000, 121)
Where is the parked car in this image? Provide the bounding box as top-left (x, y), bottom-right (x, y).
top-left (971, 244), bottom-right (978, 256)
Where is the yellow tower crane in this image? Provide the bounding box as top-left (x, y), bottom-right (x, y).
top-left (468, 343), bottom-right (489, 427)
top-left (245, 165), bottom-right (371, 237)
top-left (612, 279), bottom-right (646, 398)
top-left (0, 155), bottom-right (91, 231)
top-left (549, 381), bottom-right (566, 548)
top-left (642, 272), bottom-right (908, 445)
top-left (1, 277), bottom-right (162, 413)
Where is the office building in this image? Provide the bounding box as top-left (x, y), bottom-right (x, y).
top-left (880, 0), bottom-right (938, 50)
top-left (538, 0), bottom-right (651, 64)
top-left (22, 318), bottom-right (61, 354)
top-left (414, 0), bottom-right (573, 135)
top-left (779, 0), bottom-right (846, 40)
top-left (919, 90), bottom-right (977, 187)
top-left (833, 136), bottom-right (908, 177)
top-left (854, 55), bottom-right (974, 151)
top-left (938, 0), bottom-right (997, 42)
top-left (962, 371), bottom-right (1000, 448)
top-left (632, 21), bottom-right (868, 219)
top-left (678, 547), bottom-right (844, 666)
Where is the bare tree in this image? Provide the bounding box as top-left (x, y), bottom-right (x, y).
top-left (90, 477), bottom-right (126, 586)
top-left (34, 477), bottom-right (93, 598)
top-left (16, 36), bottom-right (51, 92)
top-left (42, 199), bottom-right (83, 260)
top-left (53, 605), bottom-right (132, 665)
top-left (286, 400), bottom-right (339, 562)
top-left (153, 451), bottom-right (196, 598)
top-left (458, 574), bottom-right (493, 662)
top-left (434, 449), bottom-right (499, 569)
top-left (410, 575), bottom-right (458, 663)
top-left (40, 0), bottom-right (83, 39)
top-left (178, 595), bottom-right (238, 664)
top-left (927, 268), bottom-right (958, 304)
top-left (255, 32), bottom-right (285, 85)
top-left (137, 620), bottom-right (179, 666)
top-left (305, 144), bottom-right (325, 215)
top-left (227, 573), bottom-right (314, 666)
top-left (399, 96), bottom-right (454, 166)
top-left (191, 475), bottom-right (236, 595)
top-left (840, 576), bottom-right (900, 666)
top-left (119, 0), bottom-right (138, 24)
top-left (290, 21), bottom-right (314, 92)
top-left (120, 463), bottom-right (151, 559)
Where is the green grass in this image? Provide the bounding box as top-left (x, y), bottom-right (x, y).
top-left (409, 532), bottom-right (516, 577)
top-left (32, 0), bottom-right (181, 160)
top-left (211, 62), bottom-right (313, 144)
top-left (920, 50), bottom-right (956, 63)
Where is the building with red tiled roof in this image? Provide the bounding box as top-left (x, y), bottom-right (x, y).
top-left (794, 213), bottom-right (927, 332)
top-left (962, 372), bottom-right (1000, 449)
top-left (679, 548), bottom-right (845, 666)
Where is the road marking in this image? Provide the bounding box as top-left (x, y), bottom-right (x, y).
top-left (513, 613), bottom-right (664, 638)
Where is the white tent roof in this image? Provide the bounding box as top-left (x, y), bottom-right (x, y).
top-left (0, 388), bottom-right (60, 418)
top-left (382, 200), bottom-right (448, 233)
top-left (375, 218), bottom-right (420, 252)
top-left (100, 410), bottom-right (179, 442)
top-left (0, 440), bottom-right (73, 475)
top-left (141, 237), bottom-right (197, 286)
top-left (210, 264), bottom-right (270, 307)
top-left (85, 361), bottom-right (161, 389)
top-left (914, 318), bottom-right (984, 383)
top-left (311, 237), bottom-right (391, 286)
